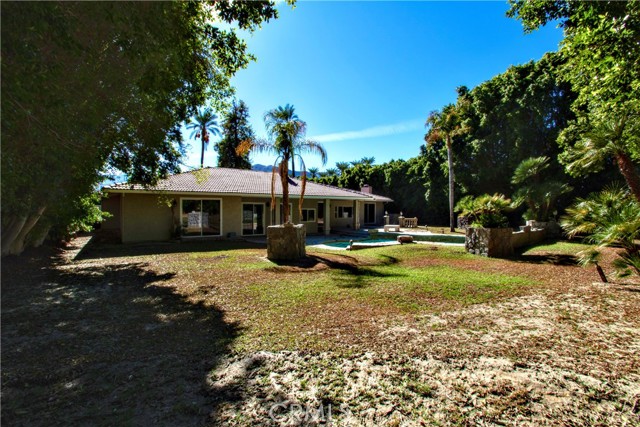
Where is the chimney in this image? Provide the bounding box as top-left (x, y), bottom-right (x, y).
top-left (361, 184), bottom-right (372, 194)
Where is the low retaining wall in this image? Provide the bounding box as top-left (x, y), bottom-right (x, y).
top-left (466, 225), bottom-right (549, 258)
top-left (511, 226), bottom-right (546, 249)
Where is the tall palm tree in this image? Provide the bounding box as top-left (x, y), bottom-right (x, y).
top-left (186, 107), bottom-right (220, 168)
top-left (425, 103), bottom-right (465, 231)
top-left (237, 104), bottom-right (327, 223)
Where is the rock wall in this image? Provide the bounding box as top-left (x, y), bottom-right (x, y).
top-left (466, 225), bottom-right (551, 258)
top-left (267, 224), bottom-right (306, 261)
top-left (465, 228), bottom-right (514, 258)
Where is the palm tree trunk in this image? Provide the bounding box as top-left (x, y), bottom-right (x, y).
top-left (200, 137), bottom-right (205, 169)
top-left (290, 157), bottom-right (296, 178)
top-left (615, 151), bottom-right (640, 202)
top-left (447, 137), bottom-right (455, 232)
top-left (280, 160), bottom-right (290, 223)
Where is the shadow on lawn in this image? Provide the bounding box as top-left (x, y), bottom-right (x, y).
top-left (1, 245), bottom-right (243, 426)
top-left (511, 251), bottom-right (579, 266)
top-left (74, 235), bottom-right (266, 261)
top-left (270, 253), bottom-right (401, 289)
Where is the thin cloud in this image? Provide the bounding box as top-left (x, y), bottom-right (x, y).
top-left (311, 119), bottom-right (424, 143)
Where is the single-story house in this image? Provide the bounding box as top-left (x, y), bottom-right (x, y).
top-left (101, 167), bottom-right (393, 243)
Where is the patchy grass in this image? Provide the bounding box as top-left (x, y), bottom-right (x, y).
top-left (2, 236), bottom-right (639, 426)
top-left (522, 239), bottom-right (592, 255)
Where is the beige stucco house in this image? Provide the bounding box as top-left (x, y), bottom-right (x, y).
top-left (101, 167), bottom-right (392, 243)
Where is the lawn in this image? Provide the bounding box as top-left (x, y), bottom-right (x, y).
top-left (2, 236), bottom-right (639, 426)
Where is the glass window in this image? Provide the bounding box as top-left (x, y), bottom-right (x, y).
top-left (301, 209), bottom-right (316, 222)
top-left (181, 199), bottom-right (221, 237)
top-left (334, 206), bottom-right (353, 218)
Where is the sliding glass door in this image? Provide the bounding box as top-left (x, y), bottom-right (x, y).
top-left (181, 199), bottom-right (221, 237)
top-left (242, 204), bottom-right (264, 235)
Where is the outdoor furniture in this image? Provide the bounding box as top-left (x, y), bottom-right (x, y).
top-left (384, 224), bottom-right (400, 232)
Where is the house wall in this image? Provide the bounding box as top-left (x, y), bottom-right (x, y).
top-left (357, 201), bottom-right (386, 226)
top-left (105, 191), bottom-right (380, 241)
top-left (331, 200), bottom-right (357, 230)
top-left (101, 193), bottom-right (121, 230)
top-left (121, 193), bottom-right (173, 242)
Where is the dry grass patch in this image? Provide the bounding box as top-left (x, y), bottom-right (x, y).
top-left (2, 236), bottom-right (639, 426)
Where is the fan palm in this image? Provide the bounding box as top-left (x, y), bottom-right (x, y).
top-left (562, 185), bottom-right (640, 279)
top-left (186, 107), bottom-right (220, 168)
top-left (237, 104), bottom-right (327, 223)
top-left (511, 156), bottom-right (572, 221)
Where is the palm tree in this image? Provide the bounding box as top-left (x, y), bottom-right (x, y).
top-left (563, 106), bottom-right (640, 202)
top-left (335, 161), bottom-right (350, 175)
top-left (237, 104), bottom-right (327, 223)
top-left (186, 107), bottom-right (220, 168)
top-left (307, 167), bottom-right (320, 179)
top-left (561, 185), bottom-right (640, 280)
top-left (511, 156), bottom-right (572, 221)
top-left (324, 168), bottom-right (338, 177)
top-left (425, 103), bottom-right (465, 231)
top-left (361, 156), bottom-right (375, 166)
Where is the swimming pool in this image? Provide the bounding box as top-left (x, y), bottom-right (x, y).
top-left (316, 233), bottom-right (465, 250)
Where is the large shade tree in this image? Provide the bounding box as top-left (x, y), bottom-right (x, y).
top-left (186, 107), bottom-right (220, 168)
top-left (1, 1), bottom-right (283, 255)
top-left (508, 0), bottom-right (640, 201)
top-left (238, 104), bottom-right (327, 223)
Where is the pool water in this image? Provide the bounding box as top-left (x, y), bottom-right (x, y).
top-left (319, 234), bottom-right (465, 249)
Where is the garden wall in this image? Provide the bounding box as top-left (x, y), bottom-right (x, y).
top-left (466, 225), bottom-right (548, 258)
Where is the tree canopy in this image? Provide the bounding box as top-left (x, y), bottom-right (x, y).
top-left (215, 100), bottom-right (253, 170)
top-left (508, 0), bottom-right (640, 200)
top-left (1, 1), bottom-right (283, 255)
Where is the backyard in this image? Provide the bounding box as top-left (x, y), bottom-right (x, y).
top-left (2, 236), bottom-right (639, 426)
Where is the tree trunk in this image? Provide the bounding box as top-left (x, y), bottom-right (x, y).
top-left (31, 224), bottom-right (52, 248)
top-left (447, 137), bottom-right (455, 232)
top-left (291, 157), bottom-right (296, 178)
top-left (1, 215), bottom-right (28, 255)
top-left (6, 206), bottom-right (46, 256)
top-left (595, 264), bottom-right (608, 283)
top-left (200, 138), bottom-right (205, 169)
top-left (280, 160), bottom-right (290, 223)
top-left (615, 151), bottom-right (640, 202)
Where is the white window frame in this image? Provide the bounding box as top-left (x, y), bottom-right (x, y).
top-left (301, 208), bottom-right (316, 223)
top-left (180, 197), bottom-right (223, 237)
top-left (242, 203), bottom-right (266, 236)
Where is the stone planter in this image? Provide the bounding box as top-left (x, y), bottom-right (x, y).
top-left (266, 223), bottom-right (306, 261)
top-left (465, 227), bottom-right (514, 258)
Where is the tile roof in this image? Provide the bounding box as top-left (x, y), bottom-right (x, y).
top-left (104, 167), bottom-right (394, 202)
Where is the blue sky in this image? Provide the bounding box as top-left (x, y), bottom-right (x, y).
top-left (182, 1), bottom-right (563, 171)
